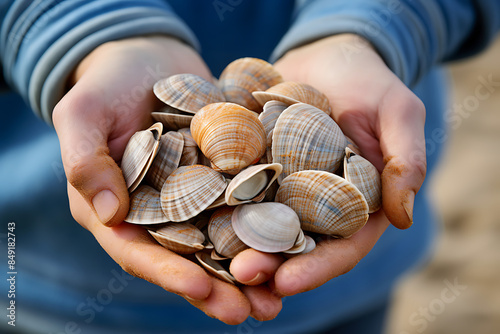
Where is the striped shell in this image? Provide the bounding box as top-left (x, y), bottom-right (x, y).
top-left (177, 128), bottom-right (200, 167)
top-left (208, 206), bottom-right (248, 259)
top-left (124, 185), bottom-right (169, 225)
top-left (258, 100), bottom-right (288, 136)
top-left (152, 106), bottom-right (194, 131)
top-left (148, 223), bottom-right (205, 254)
top-left (195, 251), bottom-right (236, 284)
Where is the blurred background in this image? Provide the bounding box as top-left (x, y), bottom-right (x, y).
top-left (386, 37), bottom-right (500, 333)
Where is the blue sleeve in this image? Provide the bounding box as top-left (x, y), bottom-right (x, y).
top-left (271, 0), bottom-right (500, 87)
top-left (0, 0), bottom-right (198, 124)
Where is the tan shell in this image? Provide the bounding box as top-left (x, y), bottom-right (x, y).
top-left (345, 136), bottom-right (361, 155)
top-left (272, 103), bottom-right (347, 183)
top-left (121, 122), bottom-right (163, 192)
top-left (145, 131), bottom-right (184, 191)
top-left (151, 107), bottom-right (193, 131)
top-left (124, 185), bottom-right (169, 225)
top-left (282, 229), bottom-right (307, 254)
top-left (160, 165), bottom-right (227, 222)
top-left (177, 128), bottom-right (200, 167)
top-left (153, 74), bottom-right (225, 114)
top-left (252, 81), bottom-right (332, 116)
top-left (232, 202), bottom-right (301, 253)
top-left (195, 251), bottom-right (236, 284)
top-left (343, 148), bottom-right (382, 213)
top-left (284, 235), bottom-right (316, 258)
top-left (219, 57), bottom-right (283, 112)
top-left (148, 223), bottom-right (204, 254)
top-left (208, 206), bottom-right (248, 258)
top-left (225, 163), bottom-right (282, 206)
top-left (275, 170), bottom-right (369, 238)
top-left (190, 102), bottom-right (266, 175)
top-left (258, 100), bottom-right (288, 136)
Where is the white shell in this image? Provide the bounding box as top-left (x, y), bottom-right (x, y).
top-left (124, 185), bottom-right (169, 225)
top-left (148, 223), bottom-right (205, 254)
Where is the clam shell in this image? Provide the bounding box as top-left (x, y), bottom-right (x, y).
top-left (190, 102), bottom-right (266, 175)
top-left (195, 251), bottom-right (236, 284)
top-left (145, 131), bottom-right (184, 191)
top-left (148, 223), bottom-right (204, 254)
top-left (153, 74), bottom-right (225, 114)
top-left (225, 163), bottom-right (282, 206)
top-left (121, 122), bottom-right (163, 192)
top-left (272, 103), bottom-right (347, 183)
top-left (124, 185), bottom-right (169, 224)
top-left (252, 81), bottom-right (332, 116)
top-left (258, 100), bottom-right (288, 136)
top-left (176, 128), bottom-right (200, 167)
top-left (151, 108), bottom-right (193, 131)
top-left (160, 165), bottom-right (227, 222)
top-left (219, 57), bottom-right (283, 112)
top-left (232, 202), bottom-right (301, 253)
top-left (284, 235), bottom-right (316, 258)
top-left (282, 229), bottom-right (307, 254)
top-left (208, 206), bottom-right (249, 258)
top-left (275, 170), bottom-right (369, 238)
top-left (345, 136), bottom-right (361, 155)
top-left (343, 148), bottom-right (382, 213)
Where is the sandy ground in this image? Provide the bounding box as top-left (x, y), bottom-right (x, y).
top-left (386, 37), bottom-right (500, 333)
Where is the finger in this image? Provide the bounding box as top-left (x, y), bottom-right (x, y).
top-left (241, 284), bottom-right (282, 321)
top-left (230, 249), bottom-right (285, 285)
top-left (273, 210), bottom-right (389, 296)
top-left (378, 87), bottom-right (427, 229)
top-left (68, 184), bottom-right (212, 300)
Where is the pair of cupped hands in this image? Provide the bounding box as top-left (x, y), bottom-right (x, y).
top-left (53, 34), bottom-right (426, 324)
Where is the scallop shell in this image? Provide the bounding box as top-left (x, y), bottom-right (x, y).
top-left (145, 131), bottom-right (184, 191)
top-left (252, 81), bottom-right (332, 116)
top-left (195, 251), bottom-right (236, 284)
top-left (275, 170), bottom-right (369, 238)
top-left (219, 57), bottom-right (283, 112)
top-left (121, 122), bottom-right (163, 192)
top-left (272, 103), bottom-right (347, 183)
top-left (153, 74), bottom-right (225, 114)
top-left (208, 206), bottom-right (248, 259)
top-left (232, 202), bottom-right (301, 253)
top-left (160, 165), bottom-right (227, 222)
top-left (343, 148), bottom-right (382, 213)
top-left (190, 102), bottom-right (266, 175)
top-left (124, 185), bottom-right (169, 224)
top-left (148, 223), bottom-right (205, 254)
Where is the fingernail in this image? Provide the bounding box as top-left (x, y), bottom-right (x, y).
top-left (240, 272), bottom-right (264, 285)
top-left (402, 191), bottom-right (415, 226)
top-left (92, 190), bottom-right (119, 224)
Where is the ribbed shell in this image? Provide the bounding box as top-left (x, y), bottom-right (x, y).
top-left (177, 128), bottom-right (200, 167)
top-left (232, 202), bottom-right (301, 253)
top-left (282, 229), bottom-right (307, 254)
top-left (145, 131), bottom-right (184, 191)
top-left (219, 57), bottom-right (283, 112)
top-left (272, 103), bottom-right (347, 183)
top-left (208, 206), bottom-right (248, 258)
top-left (124, 185), bottom-right (169, 224)
top-left (252, 81), bottom-right (332, 116)
top-left (275, 171), bottom-right (369, 238)
top-left (121, 122), bottom-right (162, 192)
top-left (258, 100), bottom-right (288, 136)
top-left (153, 74), bottom-right (225, 114)
top-left (190, 102), bottom-right (266, 175)
top-left (344, 148), bottom-right (382, 213)
top-left (151, 110), bottom-right (193, 131)
top-left (160, 165), bottom-right (227, 222)
top-left (148, 223), bottom-right (205, 254)
top-left (345, 136), bottom-right (361, 155)
top-left (195, 252), bottom-right (236, 284)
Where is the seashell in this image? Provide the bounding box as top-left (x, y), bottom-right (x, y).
top-left (190, 102), bottom-right (266, 175)
top-left (282, 230), bottom-right (307, 254)
top-left (219, 57), bottom-right (283, 112)
top-left (124, 185), bottom-right (169, 224)
top-left (284, 235), bottom-right (316, 258)
top-left (345, 136), bottom-right (361, 155)
top-left (343, 147), bottom-right (382, 213)
top-left (145, 131), bottom-right (184, 191)
top-left (148, 223), bottom-right (205, 254)
top-left (232, 202), bottom-right (301, 253)
top-left (252, 81), bottom-right (332, 116)
top-left (258, 100), bottom-right (288, 136)
top-left (225, 163), bottom-right (282, 206)
top-left (208, 206), bottom-right (248, 259)
top-left (195, 251), bottom-right (236, 284)
top-left (152, 106), bottom-right (194, 131)
top-left (272, 103), bottom-right (347, 183)
top-left (121, 122), bottom-right (163, 192)
top-left (153, 74), bottom-right (225, 114)
top-left (206, 178), bottom-right (230, 210)
top-left (160, 165), bottom-right (227, 222)
top-left (275, 170), bottom-right (369, 238)
top-left (177, 128), bottom-right (200, 167)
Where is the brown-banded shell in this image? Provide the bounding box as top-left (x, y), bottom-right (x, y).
top-left (208, 206), bottom-right (248, 259)
top-left (160, 165), bottom-right (227, 222)
top-left (124, 185), bottom-right (169, 224)
top-left (275, 170), bottom-right (369, 238)
top-left (343, 148), bottom-right (382, 213)
top-left (148, 223), bottom-right (205, 254)
top-left (219, 57), bottom-right (283, 112)
top-left (272, 103), bottom-right (347, 183)
top-left (153, 74), bottom-right (225, 114)
top-left (190, 102), bottom-right (266, 175)
top-left (145, 131), bottom-right (184, 191)
top-left (258, 100), bottom-right (288, 136)
top-left (177, 128), bottom-right (200, 167)
top-left (225, 163), bottom-right (282, 206)
top-left (345, 136), bottom-right (361, 155)
top-left (252, 81), bottom-right (332, 116)
top-left (195, 252), bottom-right (236, 284)
top-left (232, 202), bottom-right (301, 253)
top-left (121, 122), bottom-right (163, 192)
top-left (152, 106), bottom-right (194, 131)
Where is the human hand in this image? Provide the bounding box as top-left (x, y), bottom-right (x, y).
top-left (53, 36), bottom-right (281, 324)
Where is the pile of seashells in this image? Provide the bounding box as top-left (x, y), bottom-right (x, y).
top-left (120, 58), bottom-right (381, 284)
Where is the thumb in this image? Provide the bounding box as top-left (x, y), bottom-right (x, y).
top-left (53, 90), bottom-right (130, 227)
